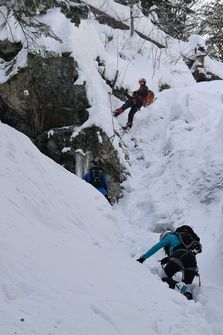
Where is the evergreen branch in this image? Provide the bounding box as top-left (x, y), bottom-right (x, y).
top-left (0, 8), bottom-right (15, 42)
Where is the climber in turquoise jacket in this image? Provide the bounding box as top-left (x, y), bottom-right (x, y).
top-left (136, 231), bottom-right (199, 300)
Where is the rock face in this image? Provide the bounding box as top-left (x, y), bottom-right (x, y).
top-left (0, 96), bottom-right (32, 137)
top-left (0, 40), bottom-right (22, 62)
top-left (34, 125), bottom-right (125, 203)
top-left (184, 46), bottom-right (222, 82)
top-left (0, 52), bottom-right (125, 202)
top-left (0, 53), bottom-right (89, 137)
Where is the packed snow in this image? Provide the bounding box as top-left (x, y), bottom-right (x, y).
top-left (1, 1), bottom-right (223, 334)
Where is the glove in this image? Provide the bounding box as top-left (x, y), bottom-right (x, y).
top-left (136, 256), bottom-right (145, 264)
top-left (125, 92), bottom-right (132, 99)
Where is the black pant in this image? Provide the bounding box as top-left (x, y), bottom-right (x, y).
top-left (121, 98), bottom-right (143, 124)
top-left (163, 249), bottom-right (197, 284)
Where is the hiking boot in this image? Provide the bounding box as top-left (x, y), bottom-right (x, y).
top-left (175, 282), bottom-right (193, 299)
top-left (184, 292), bottom-right (193, 300)
top-left (175, 282), bottom-right (188, 294)
top-left (162, 277), bottom-right (178, 289)
top-left (122, 121), bottom-right (133, 131)
top-left (113, 108), bottom-right (124, 117)
top-left (122, 125), bottom-right (131, 132)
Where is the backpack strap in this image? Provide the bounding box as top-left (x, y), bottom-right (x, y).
top-left (173, 235), bottom-right (202, 255)
top-left (89, 167), bottom-right (107, 189)
top-left (172, 243), bottom-right (187, 253)
top-left (89, 167), bottom-right (94, 183)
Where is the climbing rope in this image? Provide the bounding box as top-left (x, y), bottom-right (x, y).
top-left (198, 273), bottom-right (201, 287)
top-left (108, 91), bottom-right (128, 155)
top-left (108, 91), bottom-right (116, 142)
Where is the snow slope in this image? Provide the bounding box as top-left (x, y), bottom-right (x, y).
top-left (0, 121), bottom-right (215, 335)
top-left (1, 2), bottom-right (223, 334)
top-left (114, 80), bottom-right (223, 335)
top-left (2, 81), bottom-right (223, 335)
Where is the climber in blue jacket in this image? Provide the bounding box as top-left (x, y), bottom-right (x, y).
top-left (83, 160), bottom-right (110, 203)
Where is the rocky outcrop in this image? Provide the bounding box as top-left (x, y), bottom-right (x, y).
top-left (0, 53), bottom-right (89, 137)
top-left (0, 52), bottom-right (125, 202)
top-left (184, 46), bottom-right (222, 82)
top-left (34, 125), bottom-right (125, 203)
top-left (0, 40), bottom-right (22, 62)
top-left (0, 96), bottom-right (32, 137)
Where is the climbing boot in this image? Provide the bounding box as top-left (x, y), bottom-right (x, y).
top-left (113, 108), bottom-right (124, 117)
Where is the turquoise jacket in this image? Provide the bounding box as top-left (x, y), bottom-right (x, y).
top-left (143, 234), bottom-right (182, 259)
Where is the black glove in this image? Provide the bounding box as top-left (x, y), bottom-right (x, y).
top-left (136, 256), bottom-right (145, 264)
top-left (125, 92), bottom-right (132, 99)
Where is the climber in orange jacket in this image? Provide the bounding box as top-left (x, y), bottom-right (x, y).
top-left (113, 78), bottom-right (148, 130)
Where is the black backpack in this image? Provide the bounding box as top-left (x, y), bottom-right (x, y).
top-left (90, 167), bottom-right (106, 189)
top-left (175, 225), bottom-right (202, 254)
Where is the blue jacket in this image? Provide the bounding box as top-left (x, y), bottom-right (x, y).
top-left (142, 234), bottom-right (182, 260)
top-left (83, 171), bottom-right (109, 196)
